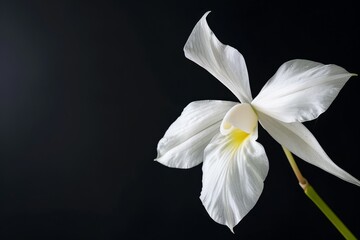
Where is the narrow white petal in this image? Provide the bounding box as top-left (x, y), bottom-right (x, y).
top-left (201, 131), bottom-right (269, 231)
top-left (155, 100), bottom-right (237, 169)
top-left (258, 112), bottom-right (360, 186)
top-left (252, 59), bottom-right (355, 123)
top-left (184, 12), bottom-right (252, 103)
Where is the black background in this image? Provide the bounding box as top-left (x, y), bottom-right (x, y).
top-left (1, 0), bottom-right (359, 239)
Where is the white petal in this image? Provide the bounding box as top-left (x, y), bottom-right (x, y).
top-left (252, 59), bottom-right (355, 123)
top-left (200, 131), bottom-right (269, 231)
top-left (258, 112), bottom-right (360, 186)
top-left (220, 103), bottom-right (258, 135)
top-left (184, 12), bottom-right (252, 103)
top-left (155, 100), bottom-right (237, 169)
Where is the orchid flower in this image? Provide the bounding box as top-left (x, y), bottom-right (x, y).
top-left (155, 11), bottom-right (360, 232)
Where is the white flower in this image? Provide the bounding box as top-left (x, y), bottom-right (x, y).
top-left (155, 11), bottom-right (360, 232)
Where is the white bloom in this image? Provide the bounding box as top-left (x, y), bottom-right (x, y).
top-left (155, 11), bottom-right (360, 232)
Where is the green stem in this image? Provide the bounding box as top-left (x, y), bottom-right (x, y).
top-left (282, 146), bottom-right (357, 240)
top-left (305, 185), bottom-right (356, 239)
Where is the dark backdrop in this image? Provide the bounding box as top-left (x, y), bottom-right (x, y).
top-left (1, 0), bottom-right (359, 239)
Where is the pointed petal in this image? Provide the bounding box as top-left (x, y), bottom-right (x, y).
top-left (155, 100), bottom-right (237, 169)
top-left (200, 131), bottom-right (269, 231)
top-left (184, 12), bottom-right (252, 103)
top-left (258, 112), bottom-right (360, 186)
top-left (252, 59), bottom-right (355, 123)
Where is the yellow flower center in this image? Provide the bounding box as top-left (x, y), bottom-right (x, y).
top-left (230, 129), bottom-right (250, 147)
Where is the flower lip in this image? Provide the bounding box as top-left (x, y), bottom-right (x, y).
top-left (220, 103), bottom-right (258, 135)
